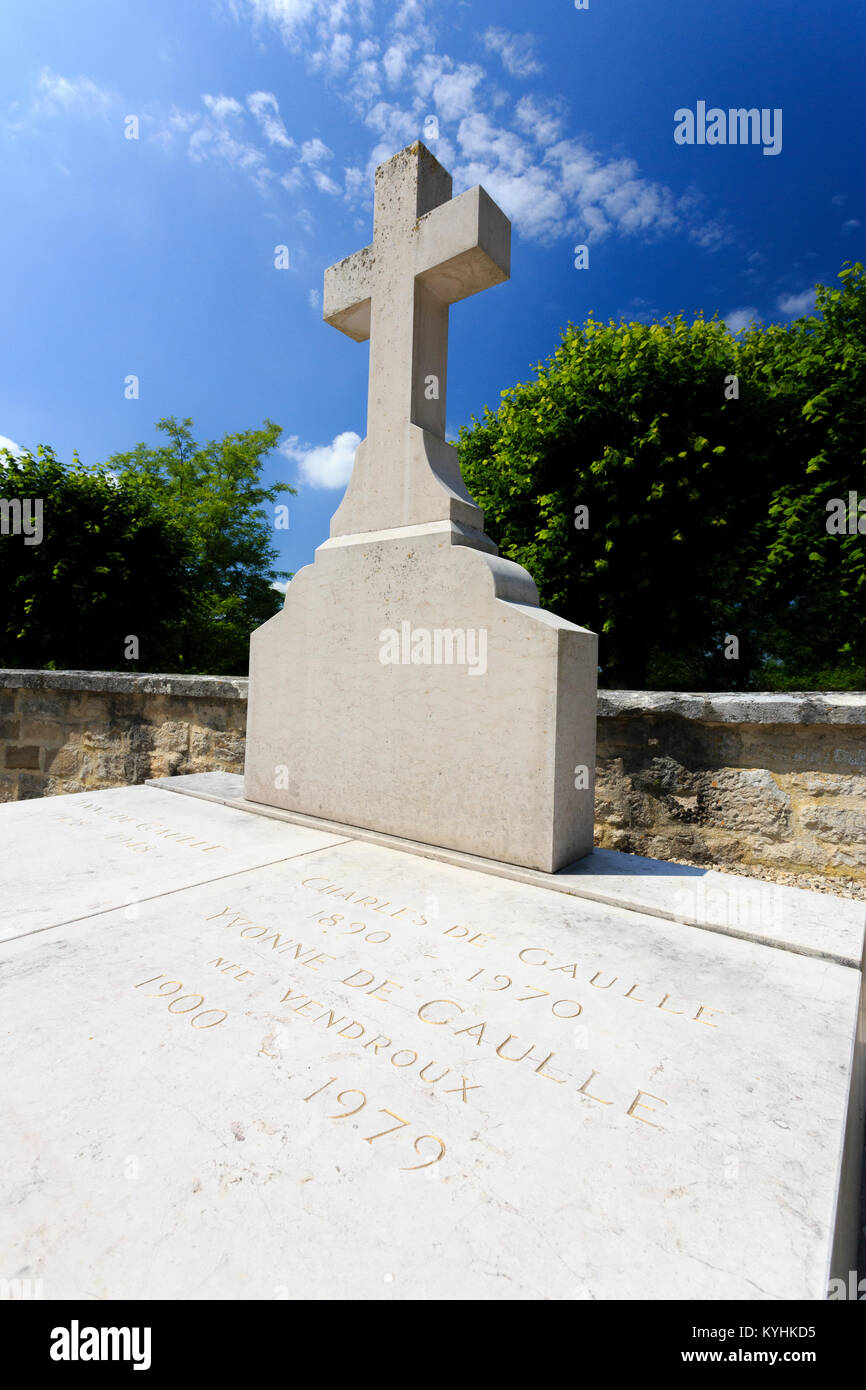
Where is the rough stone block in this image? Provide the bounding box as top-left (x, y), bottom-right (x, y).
top-left (5, 745), bottom-right (40, 771)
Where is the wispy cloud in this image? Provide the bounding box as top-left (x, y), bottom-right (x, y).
top-left (34, 67), bottom-right (112, 116)
top-left (247, 90), bottom-right (296, 149)
top-left (147, 2), bottom-right (733, 251)
top-left (724, 306), bottom-right (758, 334)
top-left (777, 287), bottom-right (817, 318)
top-left (483, 29), bottom-right (542, 80)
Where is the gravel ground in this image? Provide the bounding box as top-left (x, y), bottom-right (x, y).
top-left (665, 857), bottom-right (866, 901)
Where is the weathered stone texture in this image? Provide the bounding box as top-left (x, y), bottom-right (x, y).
top-left (595, 704), bottom-right (866, 884)
top-left (1, 673), bottom-right (864, 884)
top-left (0, 673), bottom-right (248, 803)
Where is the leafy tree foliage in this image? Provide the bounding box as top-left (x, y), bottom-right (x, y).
top-left (458, 264), bottom-right (866, 690)
top-left (0, 446), bottom-right (196, 670)
top-left (1, 418), bottom-right (293, 674)
top-left (108, 417), bottom-right (292, 673)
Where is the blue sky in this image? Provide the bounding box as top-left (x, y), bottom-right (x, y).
top-left (1, 0), bottom-right (863, 580)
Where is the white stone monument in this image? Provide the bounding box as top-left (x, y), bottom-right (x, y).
top-left (244, 143), bottom-right (597, 873)
top-left (0, 143), bottom-right (862, 1305)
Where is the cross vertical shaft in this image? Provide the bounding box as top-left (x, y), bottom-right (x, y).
top-left (322, 142), bottom-right (511, 538)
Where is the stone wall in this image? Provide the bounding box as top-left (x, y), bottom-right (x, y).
top-left (2, 671), bottom-right (864, 885)
top-left (0, 671), bottom-right (247, 803)
top-left (595, 691), bottom-right (866, 886)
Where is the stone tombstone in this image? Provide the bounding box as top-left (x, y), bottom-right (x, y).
top-left (244, 143), bottom-right (597, 873)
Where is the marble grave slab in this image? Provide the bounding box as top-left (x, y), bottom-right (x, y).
top-left (1, 786), bottom-right (862, 1301)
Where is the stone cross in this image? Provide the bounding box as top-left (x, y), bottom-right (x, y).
top-left (323, 142), bottom-right (511, 538)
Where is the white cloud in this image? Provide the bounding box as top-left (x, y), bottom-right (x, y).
top-left (247, 91), bottom-right (296, 149)
top-left (724, 307), bottom-right (758, 334)
top-left (204, 1), bottom-right (733, 253)
top-left (309, 287), bottom-right (321, 309)
top-left (449, 115), bottom-right (688, 246)
top-left (312, 169), bottom-right (341, 195)
top-left (202, 94), bottom-right (244, 120)
top-left (514, 95), bottom-right (564, 146)
top-left (283, 430), bottom-right (360, 487)
top-left (383, 35), bottom-right (417, 86)
top-left (34, 67), bottom-right (112, 115)
top-left (271, 578), bottom-right (289, 595)
top-left (433, 64), bottom-right (485, 123)
top-left (188, 120), bottom-right (273, 191)
top-left (344, 165), bottom-right (367, 202)
top-left (364, 101), bottom-right (421, 147)
top-left (777, 287), bottom-right (817, 318)
top-left (300, 137), bottom-right (333, 164)
top-left (483, 28), bottom-right (542, 80)
top-left (235, 0), bottom-right (320, 41)
top-left (842, 218), bottom-right (861, 233)
top-left (394, 0), bottom-right (427, 29)
top-left (0, 435), bottom-right (24, 458)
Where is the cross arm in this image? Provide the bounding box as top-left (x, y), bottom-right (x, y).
top-left (323, 244), bottom-right (375, 342)
top-left (414, 186), bottom-right (511, 306)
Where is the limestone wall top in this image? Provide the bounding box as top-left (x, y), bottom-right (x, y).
top-left (1, 670), bottom-right (864, 723)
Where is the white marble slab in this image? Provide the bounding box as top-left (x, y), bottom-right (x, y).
top-left (151, 772), bottom-right (866, 970)
top-left (1, 832), bottom-right (861, 1300)
top-left (0, 785), bottom-right (347, 941)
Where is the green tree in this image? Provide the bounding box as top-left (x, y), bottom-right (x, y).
top-left (458, 263), bottom-right (866, 690)
top-left (0, 446), bottom-right (197, 670)
top-left (1, 418), bottom-right (294, 674)
top-left (107, 417), bottom-right (293, 673)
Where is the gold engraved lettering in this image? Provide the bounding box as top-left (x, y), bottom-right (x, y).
top-left (301, 877), bottom-right (331, 890)
top-left (518, 947), bottom-right (550, 965)
top-left (339, 1021), bottom-right (365, 1039)
top-left (367, 978), bottom-right (402, 1001)
top-left (257, 932), bottom-right (291, 950)
top-left (589, 971), bottom-right (618, 990)
top-left (495, 1034), bottom-right (534, 1062)
top-left (657, 993), bottom-right (683, 1014)
top-left (293, 999), bottom-right (323, 1018)
top-left (418, 1062), bottom-right (450, 1084)
top-left (402, 1135), bottom-right (446, 1170)
top-left (417, 999), bottom-right (464, 1025)
top-left (363, 1109), bottom-right (410, 1143)
top-left (550, 998), bottom-right (582, 1018)
top-left (453, 1021), bottom-right (487, 1045)
top-left (363, 1033), bottom-right (392, 1054)
top-left (624, 983), bottom-right (646, 1002)
top-left (205, 908), bottom-right (251, 928)
top-left (315, 1009), bottom-right (347, 1030)
top-left (533, 1052), bottom-right (567, 1084)
top-left (577, 1070), bottom-right (613, 1105)
top-left (550, 963), bottom-right (581, 978)
top-left (693, 1004), bottom-right (722, 1027)
top-left (343, 968), bottom-right (375, 989)
top-left (627, 1090), bottom-right (668, 1127)
top-left (443, 1077), bottom-right (481, 1104)
top-left (299, 952), bottom-right (335, 972)
top-left (390, 1050), bottom-right (418, 1068)
top-left (279, 986), bottom-right (306, 1006)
